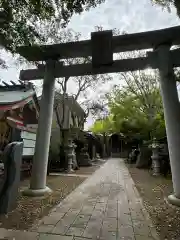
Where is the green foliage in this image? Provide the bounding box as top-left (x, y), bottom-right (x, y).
top-left (90, 67), bottom-right (166, 141)
top-left (152, 0), bottom-right (180, 18)
top-left (108, 91), bottom-right (148, 139)
top-left (90, 116), bottom-right (114, 134)
top-left (0, 0), bottom-right (105, 53)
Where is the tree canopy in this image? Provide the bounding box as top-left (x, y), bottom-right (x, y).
top-left (0, 0), bottom-right (179, 54)
top-left (107, 84), bottom-right (165, 140)
top-left (90, 67), bottom-right (166, 141)
top-left (152, 0), bottom-right (180, 18)
top-left (0, 0), bottom-right (105, 53)
top-left (90, 116), bottom-right (114, 134)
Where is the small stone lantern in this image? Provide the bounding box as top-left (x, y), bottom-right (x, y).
top-left (151, 138), bottom-right (161, 176)
top-left (64, 138), bottom-right (74, 173)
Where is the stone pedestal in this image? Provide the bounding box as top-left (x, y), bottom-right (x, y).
top-left (157, 45), bottom-right (180, 206)
top-left (79, 144), bottom-right (92, 167)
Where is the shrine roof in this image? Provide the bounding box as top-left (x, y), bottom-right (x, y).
top-left (0, 81), bottom-right (39, 111)
top-left (0, 89), bottom-right (34, 105)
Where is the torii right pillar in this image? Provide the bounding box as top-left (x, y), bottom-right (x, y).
top-left (157, 44), bottom-right (180, 206)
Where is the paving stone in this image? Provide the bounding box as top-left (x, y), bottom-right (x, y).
top-left (66, 210), bottom-right (81, 217)
top-left (52, 215), bottom-right (76, 235)
top-left (118, 208), bottom-right (130, 216)
top-left (52, 225), bottom-right (69, 235)
top-left (15, 232), bottom-right (39, 240)
top-left (106, 204), bottom-right (117, 211)
top-left (56, 202), bottom-right (72, 208)
top-left (83, 221), bottom-right (102, 239)
top-left (72, 214), bottom-right (91, 228)
top-left (117, 236), bottom-right (135, 239)
top-left (54, 205), bottom-right (71, 213)
top-left (83, 228), bottom-right (101, 239)
top-left (71, 201), bottom-right (84, 207)
top-left (129, 203), bottom-right (143, 213)
top-left (85, 201), bottom-right (96, 207)
top-left (118, 213), bottom-right (132, 226)
top-left (107, 199), bottom-right (118, 205)
top-left (100, 230), bottom-right (117, 240)
top-left (80, 206), bottom-right (94, 215)
top-left (130, 210), bottom-right (145, 221)
top-left (117, 192), bottom-right (128, 200)
top-left (117, 225), bottom-right (134, 238)
top-left (39, 234), bottom-right (73, 240)
top-left (97, 197), bottom-right (109, 203)
top-left (42, 212), bottom-right (65, 225)
top-left (73, 238), bottom-right (97, 240)
top-left (0, 230), bottom-right (39, 240)
top-left (91, 209), bottom-right (104, 219)
top-left (66, 227), bottom-right (84, 237)
top-left (102, 218), bottom-right (117, 232)
top-left (105, 209), bottom-right (117, 218)
top-left (94, 203), bottom-right (107, 211)
top-left (37, 225), bottom-right (54, 233)
top-left (118, 202), bottom-right (130, 215)
top-left (135, 235), bottom-right (155, 240)
top-left (88, 217), bottom-right (103, 227)
top-left (108, 196), bottom-right (118, 202)
top-left (9, 159), bottom-right (159, 240)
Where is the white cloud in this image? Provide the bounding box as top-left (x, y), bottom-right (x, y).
top-left (68, 0), bottom-right (179, 36)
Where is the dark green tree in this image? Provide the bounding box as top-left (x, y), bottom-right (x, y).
top-left (0, 0), bottom-right (105, 53)
top-left (152, 0), bottom-right (180, 18)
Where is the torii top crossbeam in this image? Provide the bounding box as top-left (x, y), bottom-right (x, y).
top-left (17, 25), bottom-right (180, 61)
top-left (17, 25), bottom-right (180, 81)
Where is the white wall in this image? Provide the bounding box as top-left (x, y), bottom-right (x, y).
top-left (21, 131), bottom-right (36, 157)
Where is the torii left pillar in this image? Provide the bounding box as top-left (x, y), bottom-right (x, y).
top-left (23, 60), bottom-right (56, 196)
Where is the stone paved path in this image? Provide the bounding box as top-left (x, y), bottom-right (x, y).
top-left (0, 158), bottom-right (159, 240)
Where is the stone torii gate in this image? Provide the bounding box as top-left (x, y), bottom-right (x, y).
top-left (18, 25), bottom-right (180, 206)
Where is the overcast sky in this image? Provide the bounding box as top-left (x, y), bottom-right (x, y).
top-left (0, 0), bottom-right (179, 129)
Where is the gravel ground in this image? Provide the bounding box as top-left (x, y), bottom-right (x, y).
top-left (127, 163), bottom-right (180, 240)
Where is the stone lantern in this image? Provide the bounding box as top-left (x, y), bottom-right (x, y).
top-left (151, 138), bottom-right (161, 176)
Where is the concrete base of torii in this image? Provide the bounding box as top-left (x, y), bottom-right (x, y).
top-left (22, 186), bottom-right (52, 197)
top-left (168, 195), bottom-right (180, 207)
top-left (157, 45), bottom-right (180, 206)
top-left (23, 60), bottom-right (56, 197)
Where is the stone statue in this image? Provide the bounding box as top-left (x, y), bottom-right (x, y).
top-left (0, 142), bottom-right (23, 214)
